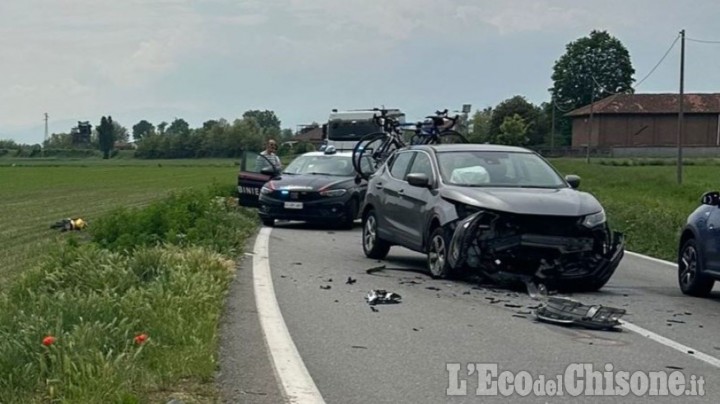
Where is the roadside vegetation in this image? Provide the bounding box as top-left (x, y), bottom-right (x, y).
top-left (0, 161), bottom-right (242, 286)
top-left (0, 186), bottom-right (258, 403)
top-left (551, 159), bottom-right (718, 262)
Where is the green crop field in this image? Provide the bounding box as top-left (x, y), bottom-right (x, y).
top-left (550, 158), bottom-right (719, 262)
top-left (1, 156), bottom-right (718, 285)
top-left (0, 159), bottom-right (241, 287)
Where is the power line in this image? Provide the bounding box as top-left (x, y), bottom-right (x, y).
top-left (686, 37), bottom-right (720, 44)
top-left (634, 34), bottom-right (681, 88)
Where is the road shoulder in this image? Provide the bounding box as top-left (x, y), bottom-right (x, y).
top-left (216, 230), bottom-right (284, 403)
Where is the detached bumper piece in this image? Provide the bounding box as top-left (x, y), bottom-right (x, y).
top-left (534, 297), bottom-right (626, 331)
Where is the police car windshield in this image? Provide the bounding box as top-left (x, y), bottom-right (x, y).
top-left (283, 155), bottom-right (355, 176)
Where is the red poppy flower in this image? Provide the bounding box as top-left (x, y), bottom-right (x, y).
top-left (134, 333), bottom-right (148, 345)
top-left (42, 336), bottom-right (56, 346)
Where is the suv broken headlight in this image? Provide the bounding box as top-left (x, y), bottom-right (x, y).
top-left (582, 209), bottom-right (606, 228)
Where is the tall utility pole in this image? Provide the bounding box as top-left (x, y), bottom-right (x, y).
top-left (677, 29), bottom-right (686, 185)
top-left (43, 113), bottom-right (49, 158)
top-left (550, 99), bottom-right (556, 153)
top-left (586, 88), bottom-right (595, 164)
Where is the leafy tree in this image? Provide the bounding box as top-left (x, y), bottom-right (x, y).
top-left (550, 30), bottom-right (635, 143)
top-left (157, 121), bottom-right (168, 135)
top-left (496, 114), bottom-right (528, 146)
top-left (132, 120), bottom-right (155, 141)
top-left (280, 128), bottom-right (294, 142)
top-left (468, 107), bottom-right (492, 143)
top-left (166, 118), bottom-right (190, 136)
top-left (242, 110), bottom-right (281, 137)
top-left (43, 133), bottom-right (74, 149)
top-left (97, 116), bottom-right (115, 159)
top-left (490, 96), bottom-right (542, 145)
top-left (113, 121), bottom-right (129, 143)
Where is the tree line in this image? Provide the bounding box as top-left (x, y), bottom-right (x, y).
top-left (2, 30), bottom-right (635, 156)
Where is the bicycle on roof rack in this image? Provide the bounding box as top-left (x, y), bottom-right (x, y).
top-left (409, 109), bottom-right (468, 145)
top-left (351, 108), bottom-right (469, 180)
top-left (351, 108), bottom-right (409, 180)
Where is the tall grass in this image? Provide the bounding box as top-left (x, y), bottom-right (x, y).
top-left (0, 187), bottom-right (258, 403)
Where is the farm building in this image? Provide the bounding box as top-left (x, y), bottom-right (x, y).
top-left (566, 93), bottom-right (720, 150)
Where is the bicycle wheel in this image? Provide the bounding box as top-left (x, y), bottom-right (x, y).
top-left (357, 136), bottom-right (403, 180)
top-left (437, 130), bottom-right (468, 144)
top-left (352, 132), bottom-right (386, 176)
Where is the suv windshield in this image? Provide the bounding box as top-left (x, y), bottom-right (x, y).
top-left (283, 155), bottom-right (356, 176)
top-left (327, 120), bottom-right (380, 141)
top-left (436, 151), bottom-right (567, 188)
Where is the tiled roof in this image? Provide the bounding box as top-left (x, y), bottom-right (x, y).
top-left (565, 93), bottom-right (720, 116)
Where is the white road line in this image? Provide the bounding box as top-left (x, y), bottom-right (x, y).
top-left (253, 227), bottom-right (326, 403)
top-left (621, 251), bottom-right (720, 368)
top-left (625, 250), bottom-right (676, 267)
top-left (621, 320), bottom-right (720, 369)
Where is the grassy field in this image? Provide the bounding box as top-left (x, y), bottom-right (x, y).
top-left (550, 158), bottom-right (718, 262)
top-left (0, 187), bottom-right (258, 403)
top-left (0, 159), bottom-right (241, 287)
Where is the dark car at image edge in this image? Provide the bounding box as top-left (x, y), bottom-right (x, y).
top-left (359, 143), bottom-right (625, 292)
top-left (677, 190), bottom-right (720, 297)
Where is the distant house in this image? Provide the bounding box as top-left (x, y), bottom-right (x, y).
top-left (292, 126), bottom-right (325, 148)
top-left (565, 93), bottom-right (720, 148)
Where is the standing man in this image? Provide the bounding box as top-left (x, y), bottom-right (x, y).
top-left (256, 139), bottom-right (282, 172)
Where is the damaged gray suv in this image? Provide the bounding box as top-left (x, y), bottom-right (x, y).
top-left (360, 144), bottom-right (624, 292)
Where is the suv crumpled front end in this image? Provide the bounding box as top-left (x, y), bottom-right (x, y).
top-left (446, 209), bottom-right (624, 291)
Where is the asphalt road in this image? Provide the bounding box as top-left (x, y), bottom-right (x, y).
top-left (225, 221), bottom-right (720, 403)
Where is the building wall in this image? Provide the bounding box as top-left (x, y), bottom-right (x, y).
top-left (572, 113), bottom-right (720, 147)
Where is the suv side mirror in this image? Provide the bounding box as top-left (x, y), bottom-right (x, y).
top-left (565, 174), bottom-right (581, 189)
top-left (701, 191), bottom-right (720, 206)
top-left (407, 173), bottom-right (430, 188)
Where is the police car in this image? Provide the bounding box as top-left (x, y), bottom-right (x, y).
top-left (237, 146), bottom-right (374, 228)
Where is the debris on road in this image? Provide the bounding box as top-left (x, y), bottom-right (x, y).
top-left (484, 297), bottom-right (507, 304)
top-left (370, 306), bottom-right (379, 312)
top-left (366, 265), bottom-right (386, 274)
top-left (292, 262), bottom-right (302, 265)
top-left (525, 280), bottom-right (549, 299)
top-left (399, 280), bottom-right (422, 285)
top-left (320, 285), bottom-right (331, 290)
top-left (426, 286), bottom-right (441, 291)
top-left (366, 289), bottom-right (401, 305)
top-left (346, 277), bottom-right (356, 284)
top-left (351, 345), bottom-right (367, 349)
top-left (504, 303), bottom-right (522, 308)
top-left (534, 296), bottom-right (626, 331)
top-left (667, 319), bottom-right (685, 324)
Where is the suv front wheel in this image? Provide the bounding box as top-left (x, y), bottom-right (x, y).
top-left (362, 209), bottom-right (390, 259)
top-left (427, 226), bottom-right (455, 279)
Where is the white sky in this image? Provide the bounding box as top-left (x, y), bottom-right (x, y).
top-left (1, 0), bottom-right (719, 143)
